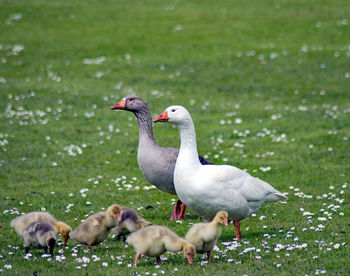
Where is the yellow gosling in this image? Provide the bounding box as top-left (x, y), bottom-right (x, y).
top-left (69, 204), bottom-right (121, 251)
top-left (10, 211), bottom-right (72, 245)
top-left (127, 225), bottom-right (196, 267)
top-left (185, 210), bottom-right (228, 261)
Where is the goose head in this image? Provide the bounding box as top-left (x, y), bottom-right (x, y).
top-left (183, 242), bottom-right (196, 264)
top-left (110, 96), bottom-right (146, 112)
top-left (54, 221), bottom-right (72, 245)
top-left (214, 210), bottom-right (229, 226)
top-left (153, 105), bottom-right (190, 125)
top-left (106, 204), bottom-right (122, 222)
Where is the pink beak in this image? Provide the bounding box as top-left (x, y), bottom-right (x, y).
top-left (110, 98), bottom-right (126, 110)
top-left (116, 214), bottom-right (121, 222)
top-left (153, 111), bottom-right (169, 122)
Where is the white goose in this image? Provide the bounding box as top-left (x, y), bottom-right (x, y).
top-left (154, 105), bottom-right (287, 239)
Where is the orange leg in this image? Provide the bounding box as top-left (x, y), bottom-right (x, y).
top-left (233, 220), bottom-right (241, 240)
top-left (170, 199), bottom-right (187, 220)
top-left (178, 203), bottom-right (186, 219)
top-left (134, 252), bottom-right (140, 267)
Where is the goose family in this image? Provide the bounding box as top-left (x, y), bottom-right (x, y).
top-left (111, 96), bottom-right (212, 220)
top-left (185, 210), bottom-right (228, 261)
top-left (9, 99), bottom-right (288, 266)
top-left (127, 225), bottom-right (196, 267)
top-left (69, 204), bottom-right (121, 251)
top-left (10, 211), bottom-right (72, 245)
top-left (154, 105), bottom-right (287, 239)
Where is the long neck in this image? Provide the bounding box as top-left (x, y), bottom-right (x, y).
top-left (134, 108), bottom-right (157, 146)
top-left (177, 118), bottom-right (201, 167)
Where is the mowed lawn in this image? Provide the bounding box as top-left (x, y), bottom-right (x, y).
top-left (0, 0), bottom-right (349, 274)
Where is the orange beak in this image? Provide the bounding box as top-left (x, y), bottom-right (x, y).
top-left (116, 213), bottom-right (121, 222)
top-left (223, 219), bottom-right (228, 226)
top-left (187, 256), bottom-right (193, 264)
top-left (110, 98), bottom-right (126, 110)
top-left (63, 237), bottom-right (68, 246)
top-left (153, 111), bottom-right (169, 122)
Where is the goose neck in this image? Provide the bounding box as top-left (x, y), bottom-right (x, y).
top-left (177, 119), bottom-right (201, 166)
top-left (134, 109), bottom-right (156, 145)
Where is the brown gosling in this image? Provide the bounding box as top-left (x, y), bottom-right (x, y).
top-left (127, 225), bottom-right (196, 267)
top-left (22, 220), bottom-right (57, 255)
top-left (69, 204), bottom-right (121, 251)
top-left (112, 206), bottom-right (152, 241)
top-left (10, 211), bottom-right (72, 245)
top-left (185, 210), bottom-right (228, 261)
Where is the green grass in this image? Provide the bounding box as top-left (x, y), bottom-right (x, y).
top-left (0, 0), bottom-right (349, 274)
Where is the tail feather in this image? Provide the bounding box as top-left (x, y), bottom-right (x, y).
top-left (265, 191), bottom-right (288, 203)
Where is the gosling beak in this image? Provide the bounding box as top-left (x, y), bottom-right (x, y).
top-left (223, 219), bottom-right (228, 226)
top-left (153, 111), bottom-right (168, 123)
top-left (110, 98), bottom-right (126, 110)
top-left (187, 256), bottom-right (193, 264)
top-left (116, 213), bottom-right (121, 222)
top-left (63, 237), bottom-right (68, 245)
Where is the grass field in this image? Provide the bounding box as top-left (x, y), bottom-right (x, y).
top-left (1, 0), bottom-right (349, 274)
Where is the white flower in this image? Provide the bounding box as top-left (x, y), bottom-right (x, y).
top-left (173, 25), bottom-right (183, 32)
top-left (82, 256), bottom-right (90, 263)
top-left (83, 56), bottom-right (106, 65)
top-left (303, 211), bottom-right (314, 216)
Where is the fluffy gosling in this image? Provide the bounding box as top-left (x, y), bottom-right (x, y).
top-left (127, 225), bottom-right (196, 267)
top-left (69, 204), bottom-right (121, 251)
top-left (113, 206), bottom-right (152, 241)
top-left (185, 210), bottom-right (228, 261)
top-left (22, 220), bottom-right (57, 255)
top-left (10, 211), bottom-right (72, 245)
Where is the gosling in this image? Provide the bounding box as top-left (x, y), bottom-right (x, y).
top-left (22, 220), bottom-right (57, 255)
top-left (69, 204), bottom-right (121, 251)
top-left (10, 211), bottom-right (72, 245)
top-left (113, 206), bottom-right (152, 241)
top-left (185, 210), bottom-right (228, 261)
top-left (127, 225), bottom-right (196, 267)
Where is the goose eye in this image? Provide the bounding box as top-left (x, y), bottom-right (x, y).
top-left (171, 109), bottom-right (176, 112)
